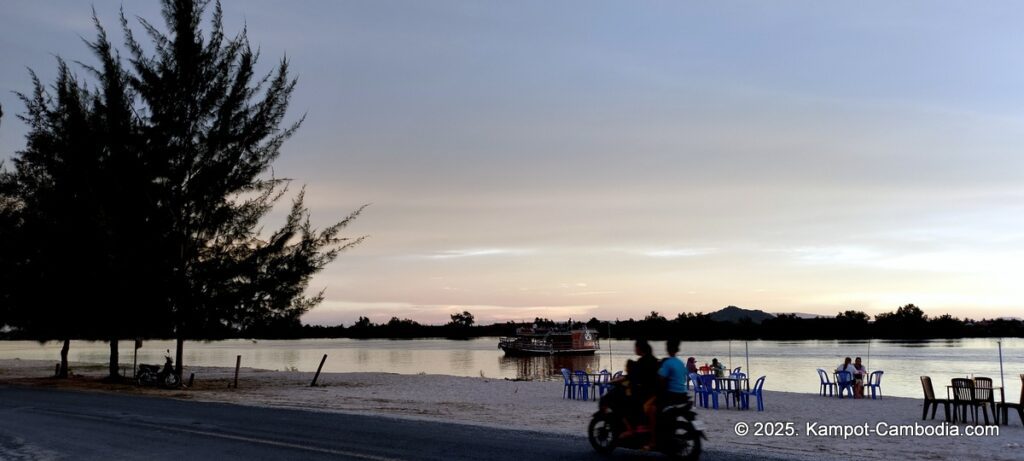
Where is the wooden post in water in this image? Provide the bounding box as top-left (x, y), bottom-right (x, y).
top-left (232, 355), bottom-right (241, 389)
top-left (311, 354), bottom-right (328, 387)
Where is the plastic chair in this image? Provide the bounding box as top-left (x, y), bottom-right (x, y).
top-left (574, 370), bottom-right (591, 400)
top-left (732, 367), bottom-right (742, 375)
top-left (817, 369), bottom-right (836, 397)
top-left (596, 370), bottom-right (612, 398)
top-left (740, 376), bottom-right (766, 411)
top-left (865, 371), bottom-right (884, 399)
top-left (560, 368), bottom-right (575, 399)
top-left (951, 378), bottom-right (981, 423)
top-left (835, 371), bottom-right (854, 398)
top-left (973, 377), bottom-right (995, 424)
top-left (689, 372), bottom-right (719, 409)
top-left (699, 365), bottom-right (712, 375)
top-left (920, 376), bottom-right (950, 421)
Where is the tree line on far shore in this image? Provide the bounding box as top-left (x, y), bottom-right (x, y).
top-left (0, 1), bottom-right (361, 380)
top-left (62, 303), bottom-right (1012, 341)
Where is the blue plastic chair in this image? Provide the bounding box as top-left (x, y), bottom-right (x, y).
top-left (732, 367), bottom-right (742, 375)
top-left (866, 371), bottom-right (884, 399)
top-left (740, 376), bottom-right (766, 411)
top-left (699, 374), bottom-right (715, 390)
top-left (690, 372), bottom-right (719, 409)
top-left (835, 371), bottom-right (854, 398)
top-left (596, 370), bottom-right (612, 398)
top-left (574, 370), bottom-right (591, 400)
top-left (560, 368), bottom-right (575, 399)
top-left (817, 369), bottom-right (836, 397)
top-left (730, 372), bottom-right (747, 380)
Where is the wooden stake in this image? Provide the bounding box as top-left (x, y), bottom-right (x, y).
top-left (311, 354), bottom-right (328, 387)
top-left (232, 355), bottom-right (241, 389)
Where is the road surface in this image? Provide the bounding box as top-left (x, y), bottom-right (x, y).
top-left (0, 385), bottom-right (779, 460)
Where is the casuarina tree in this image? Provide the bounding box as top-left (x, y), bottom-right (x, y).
top-left (7, 0), bottom-right (364, 380)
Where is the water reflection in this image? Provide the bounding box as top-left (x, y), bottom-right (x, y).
top-left (450, 350), bottom-right (474, 372)
top-left (498, 354), bottom-right (603, 381)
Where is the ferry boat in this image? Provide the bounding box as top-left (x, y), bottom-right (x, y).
top-left (498, 326), bottom-right (601, 356)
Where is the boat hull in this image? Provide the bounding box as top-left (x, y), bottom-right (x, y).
top-left (499, 345), bottom-right (598, 356)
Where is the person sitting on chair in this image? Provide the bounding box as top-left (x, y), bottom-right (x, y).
top-left (686, 357), bottom-right (698, 374)
top-left (853, 357), bottom-right (866, 398)
top-left (710, 358), bottom-right (725, 378)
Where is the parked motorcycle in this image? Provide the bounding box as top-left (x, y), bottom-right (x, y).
top-left (137, 354), bottom-right (180, 388)
top-left (588, 382), bottom-right (705, 460)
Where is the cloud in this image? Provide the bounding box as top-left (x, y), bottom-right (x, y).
top-left (422, 248), bottom-right (534, 259)
top-left (641, 248), bottom-right (717, 258)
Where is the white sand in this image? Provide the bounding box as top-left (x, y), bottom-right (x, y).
top-left (2, 359), bottom-right (1022, 460)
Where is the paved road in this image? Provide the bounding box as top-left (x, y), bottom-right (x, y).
top-left (0, 386), bottom-right (778, 460)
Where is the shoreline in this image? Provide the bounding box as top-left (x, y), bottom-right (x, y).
top-left (1, 359), bottom-right (1022, 460)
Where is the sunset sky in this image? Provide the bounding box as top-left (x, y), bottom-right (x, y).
top-left (3, 1), bottom-right (1024, 325)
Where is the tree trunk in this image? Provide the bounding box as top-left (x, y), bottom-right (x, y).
top-left (58, 339), bottom-right (70, 378)
top-left (174, 336), bottom-right (184, 381)
top-left (108, 339), bottom-right (119, 379)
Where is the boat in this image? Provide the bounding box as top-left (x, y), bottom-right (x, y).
top-left (498, 326), bottom-right (601, 355)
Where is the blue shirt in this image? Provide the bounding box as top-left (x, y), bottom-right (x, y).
top-left (658, 356), bottom-right (688, 393)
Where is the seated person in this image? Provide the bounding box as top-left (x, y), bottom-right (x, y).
top-left (710, 358), bottom-right (725, 378)
top-left (835, 357), bottom-right (856, 396)
top-left (686, 357), bottom-right (698, 374)
top-left (853, 357), bottom-right (866, 398)
top-left (836, 357), bottom-right (856, 376)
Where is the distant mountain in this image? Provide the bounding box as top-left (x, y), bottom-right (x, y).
top-left (709, 306), bottom-right (775, 324)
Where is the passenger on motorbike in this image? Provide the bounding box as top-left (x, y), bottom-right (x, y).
top-left (644, 338), bottom-right (686, 448)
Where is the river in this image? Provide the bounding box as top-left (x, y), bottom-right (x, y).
top-left (1, 337), bottom-right (1021, 400)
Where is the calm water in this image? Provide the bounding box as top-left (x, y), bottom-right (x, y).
top-left (1, 338), bottom-right (1021, 400)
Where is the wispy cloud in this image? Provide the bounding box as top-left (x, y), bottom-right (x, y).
top-left (641, 248), bottom-right (717, 258)
top-left (424, 248), bottom-right (534, 259)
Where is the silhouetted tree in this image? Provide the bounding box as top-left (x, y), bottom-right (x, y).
top-left (449, 311), bottom-right (475, 327)
top-left (109, 0), bottom-right (365, 378)
top-left (837, 310), bottom-right (870, 323)
top-left (874, 304), bottom-right (929, 338)
top-left (8, 57), bottom-right (159, 378)
top-left (644, 311), bottom-right (667, 323)
top-left (7, 0), bottom-right (364, 380)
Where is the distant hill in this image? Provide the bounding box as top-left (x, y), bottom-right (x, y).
top-left (709, 306), bottom-right (775, 324)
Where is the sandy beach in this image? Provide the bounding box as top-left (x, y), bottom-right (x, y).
top-left (1, 359), bottom-right (1021, 460)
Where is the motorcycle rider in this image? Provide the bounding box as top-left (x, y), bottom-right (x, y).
top-left (631, 339), bottom-right (659, 448)
top-left (648, 338), bottom-right (688, 448)
top-left (658, 338), bottom-right (689, 404)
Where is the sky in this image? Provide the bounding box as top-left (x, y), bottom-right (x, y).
top-left (3, 1), bottom-right (1024, 325)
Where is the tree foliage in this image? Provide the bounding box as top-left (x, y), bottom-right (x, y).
top-left (2, 0), bottom-right (363, 380)
top-left (449, 311), bottom-right (475, 327)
